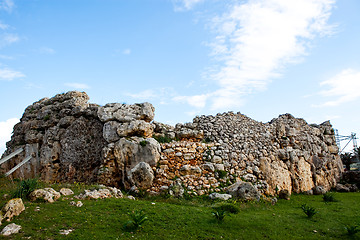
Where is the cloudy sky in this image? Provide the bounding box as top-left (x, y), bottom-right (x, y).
top-left (1, 0), bottom-right (359, 155)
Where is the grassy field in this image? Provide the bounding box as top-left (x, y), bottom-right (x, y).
top-left (0, 177), bottom-right (359, 240)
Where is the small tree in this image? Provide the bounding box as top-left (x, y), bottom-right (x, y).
top-left (341, 152), bottom-right (355, 171)
top-left (353, 147), bottom-right (360, 162)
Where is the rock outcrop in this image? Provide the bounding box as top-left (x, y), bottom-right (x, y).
top-left (1, 91), bottom-right (343, 196)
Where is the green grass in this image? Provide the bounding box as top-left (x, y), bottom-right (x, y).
top-left (0, 176), bottom-right (359, 239)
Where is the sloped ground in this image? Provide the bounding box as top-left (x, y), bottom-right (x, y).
top-left (0, 176), bottom-right (359, 240)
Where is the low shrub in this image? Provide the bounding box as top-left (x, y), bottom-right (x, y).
top-left (124, 210), bottom-right (148, 231)
top-left (212, 209), bottom-right (227, 222)
top-left (345, 224), bottom-right (359, 236)
top-left (301, 204), bottom-right (317, 218)
top-left (323, 192), bottom-right (337, 203)
top-left (13, 178), bottom-right (38, 200)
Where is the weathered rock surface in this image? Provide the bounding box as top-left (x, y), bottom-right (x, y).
top-left (128, 162), bottom-right (154, 189)
top-left (226, 181), bottom-right (261, 201)
top-left (1, 223), bottom-right (21, 236)
top-left (209, 193), bottom-right (232, 201)
top-left (0, 198), bottom-right (25, 225)
top-left (60, 188), bottom-right (74, 196)
top-left (29, 188), bottom-right (61, 203)
top-left (75, 187), bottom-right (123, 200)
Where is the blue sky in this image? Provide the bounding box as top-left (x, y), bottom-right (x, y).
top-left (1, 0), bottom-right (359, 155)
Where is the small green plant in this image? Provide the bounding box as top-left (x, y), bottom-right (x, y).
top-left (43, 114), bottom-right (50, 121)
top-left (139, 140), bottom-right (148, 147)
top-left (323, 192), bottom-right (337, 203)
top-left (345, 224), bottom-right (359, 236)
top-left (202, 137), bottom-right (212, 143)
top-left (301, 204), bottom-right (317, 218)
top-left (153, 135), bottom-right (173, 143)
top-left (212, 209), bottom-right (227, 222)
top-left (124, 210), bottom-right (148, 231)
top-left (215, 170), bottom-right (227, 179)
top-left (13, 178), bottom-right (38, 200)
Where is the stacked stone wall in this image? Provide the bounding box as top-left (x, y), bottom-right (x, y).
top-left (1, 91), bottom-right (343, 196)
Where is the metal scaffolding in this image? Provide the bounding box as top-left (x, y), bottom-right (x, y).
top-left (335, 129), bottom-right (357, 153)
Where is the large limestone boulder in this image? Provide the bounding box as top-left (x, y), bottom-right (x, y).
top-left (226, 181), bottom-right (261, 201)
top-left (117, 120), bottom-right (154, 138)
top-left (97, 102), bottom-right (155, 123)
top-left (0, 198), bottom-right (25, 225)
top-left (128, 162), bottom-right (154, 189)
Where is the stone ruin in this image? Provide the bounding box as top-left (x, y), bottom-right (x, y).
top-left (1, 91), bottom-right (343, 196)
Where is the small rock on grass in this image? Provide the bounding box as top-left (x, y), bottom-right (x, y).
top-left (1, 223), bottom-right (21, 236)
top-left (59, 229), bottom-right (73, 235)
top-left (69, 201), bottom-right (83, 207)
top-left (60, 188), bottom-right (74, 196)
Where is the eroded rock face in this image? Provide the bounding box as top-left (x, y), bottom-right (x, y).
top-left (98, 137), bottom-right (160, 189)
top-left (128, 162), bottom-right (154, 189)
top-left (2, 91), bottom-right (107, 183)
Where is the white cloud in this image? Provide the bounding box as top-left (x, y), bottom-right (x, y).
top-left (172, 0), bottom-right (204, 11)
top-left (0, 0), bottom-right (14, 13)
top-left (173, 94), bottom-right (209, 108)
top-left (64, 82), bottom-right (90, 89)
top-left (38, 47), bottom-right (56, 54)
top-left (204, 0), bottom-right (335, 110)
top-left (0, 54), bottom-right (14, 60)
top-left (0, 21), bottom-right (9, 30)
top-left (123, 48), bottom-right (131, 55)
top-left (126, 87), bottom-right (178, 105)
top-left (126, 89), bottom-right (157, 100)
top-left (175, 0), bottom-right (335, 111)
top-left (0, 33), bottom-right (19, 47)
top-left (0, 118), bottom-right (19, 155)
top-left (315, 68), bottom-right (360, 107)
top-left (0, 67), bottom-right (25, 80)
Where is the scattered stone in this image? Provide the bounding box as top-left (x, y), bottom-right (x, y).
top-left (60, 188), bottom-right (74, 196)
top-left (127, 195), bottom-right (136, 200)
top-left (0, 198), bottom-right (25, 225)
top-left (209, 193), bottom-right (232, 201)
top-left (2, 194), bottom-right (9, 200)
top-left (75, 188), bottom-right (112, 200)
top-left (1, 223), bottom-right (21, 236)
top-left (59, 229), bottom-right (73, 235)
top-left (70, 201), bottom-right (83, 207)
top-left (34, 206), bottom-right (40, 212)
top-left (29, 188), bottom-right (61, 203)
top-left (106, 187), bottom-right (123, 198)
top-left (271, 197), bottom-right (278, 205)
